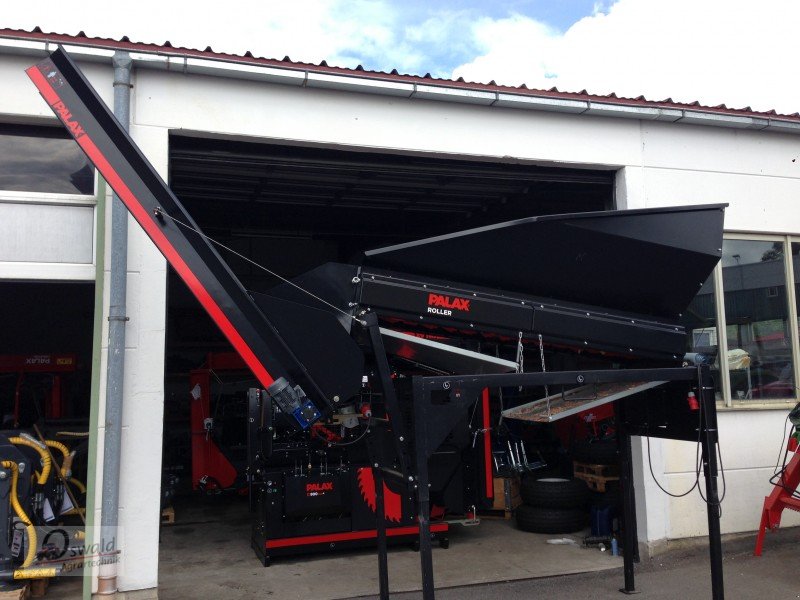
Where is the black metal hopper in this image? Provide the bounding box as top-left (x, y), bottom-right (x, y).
top-left (364, 204), bottom-right (725, 319)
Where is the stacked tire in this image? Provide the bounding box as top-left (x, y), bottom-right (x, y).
top-left (516, 476), bottom-right (589, 534)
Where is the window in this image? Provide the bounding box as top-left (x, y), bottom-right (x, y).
top-left (0, 123), bottom-right (100, 280)
top-left (683, 235), bottom-right (800, 406)
top-left (721, 240), bottom-right (795, 401)
top-left (0, 124), bottom-right (94, 195)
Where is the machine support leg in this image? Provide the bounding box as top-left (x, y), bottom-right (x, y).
top-left (699, 373), bottom-right (725, 600)
top-left (413, 395), bottom-right (436, 600)
top-left (416, 473), bottom-right (435, 600)
top-left (374, 467), bottom-right (390, 600)
top-left (619, 427), bottom-right (639, 594)
top-left (615, 397), bottom-right (640, 595)
top-left (702, 441), bottom-right (724, 600)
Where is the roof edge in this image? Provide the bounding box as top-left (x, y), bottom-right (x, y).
top-left (2, 28), bottom-right (798, 132)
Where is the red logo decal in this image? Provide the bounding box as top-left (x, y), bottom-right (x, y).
top-left (50, 100), bottom-right (86, 139)
top-left (427, 293), bottom-right (470, 312)
top-left (306, 482), bottom-right (334, 493)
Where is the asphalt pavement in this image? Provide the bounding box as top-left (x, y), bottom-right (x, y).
top-left (355, 527), bottom-right (800, 600)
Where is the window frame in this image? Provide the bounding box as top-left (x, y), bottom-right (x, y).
top-left (0, 121), bottom-right (101, 281)
top-left (715, 232), bottom-right (800, 409)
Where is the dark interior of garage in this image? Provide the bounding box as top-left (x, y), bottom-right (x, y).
top-left (165, 135), bottom-right (615, 366)
top-left (160, 134), bottom-right (620, 539)
top-left (0, 281), bottom-right (94, 427)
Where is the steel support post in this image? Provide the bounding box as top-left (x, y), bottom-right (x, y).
top-left (414, 380), bottom-right (436, 600)
top-left (374, 467), bottom-right (390, 600)
top-left (617, 398), bottom-right (639, 594)
top-left (699, 367), bottom-right (725, 600)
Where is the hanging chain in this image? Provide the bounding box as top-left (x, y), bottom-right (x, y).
top-left (515, 332), bottom-right (524, 392)
top-left (538, 334), bottom-right (551, 418)
top-left (154, 208), bottom-right (365, 325)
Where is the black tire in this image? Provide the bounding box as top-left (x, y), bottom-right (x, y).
top-left (520, 477), bottom-right (589, 508)
top-left (516, 505), bottom-right (587, 534)
top-left (572, 439), bottom-right (619, 465)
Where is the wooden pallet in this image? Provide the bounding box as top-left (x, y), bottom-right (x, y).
top-left (574, 472), bottom-right (619, 493)
top-left (161, 505), bottom-right (175, 525)
top-left (478, 508), bottom-right (514, 521)
top-left (574, 461), bottom-right (619, 492)
top-left (573, 461), bottom-right (619, 478)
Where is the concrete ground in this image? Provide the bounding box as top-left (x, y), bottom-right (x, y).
top-left (154, 496), bottom-right (800, 600)
top-left (358, 528), bottom-right (800, 600)
top-left (45, 495), bottom-right (800, 599)
top-left (157, 496), bottom-right (621, 599)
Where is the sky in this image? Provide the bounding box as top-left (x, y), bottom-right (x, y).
top-left (5, 0), bottom-right (800, 114)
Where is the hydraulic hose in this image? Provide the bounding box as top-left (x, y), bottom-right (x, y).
top-left (1, 461), bottom-right (36, 568)
top-left (12, 567), bottom-right (57, 579)
top-left (8, 437), bottom-right (50, 485)
top-left (44, 440), bottom-right (72, 477)
top-left (68, 478), bottom-right (86, 494)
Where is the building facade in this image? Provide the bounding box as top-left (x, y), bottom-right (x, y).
top-left (1, 30), bottom-right (799, 596)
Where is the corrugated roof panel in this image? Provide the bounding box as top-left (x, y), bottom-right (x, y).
top-left (1, 27), bottom-right (797, 124)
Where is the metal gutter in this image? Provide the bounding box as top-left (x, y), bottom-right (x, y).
top-left (677, 110), bottom-right (770, 130)
top-left (2, 37), bottom-right (799, 134)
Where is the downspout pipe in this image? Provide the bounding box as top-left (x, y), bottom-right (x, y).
top-left (97, 50), bottom-right (131, 597)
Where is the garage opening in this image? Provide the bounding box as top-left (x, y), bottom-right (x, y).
top-left (0, 281), bottom-right (94, 426)
top-left (0, 281), bottom-right (94, 598)
top-left (159, 135), bottom-right (619, 596)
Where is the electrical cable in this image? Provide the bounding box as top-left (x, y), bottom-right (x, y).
top-left (646, 387), bottom-right (704, 498)
top-left (768, 411), bottom-right (800, 500)
top-left (698, 442), bottom-right (727, 517)
top-left (154, 209), bottom-right (365, 325)
top-left (327, 424), bottom-right (371, 447)
top-left (646, 433), bottom-right (701, 498)
top-left (772, 413), bottom-right (791, 478)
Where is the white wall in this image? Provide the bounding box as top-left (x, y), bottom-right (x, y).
top-left (0, 53), bottom-right (167, 594)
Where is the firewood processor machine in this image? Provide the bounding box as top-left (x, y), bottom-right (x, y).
top-left (22, 47), bottom-right (727, 599)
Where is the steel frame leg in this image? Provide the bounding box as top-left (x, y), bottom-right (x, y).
top-left (416, 447), bottom-right (435, 600)
top-left (375, 467), bottom-right (390, 600)
top-left (618, 409), bottom-right (640, 595)
top-left (695, 367), bottom-right (724, 600)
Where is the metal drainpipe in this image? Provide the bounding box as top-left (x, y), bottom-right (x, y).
top-left (97, 50), bottom-right (132, 597)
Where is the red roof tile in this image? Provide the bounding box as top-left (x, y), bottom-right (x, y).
top-left (2, 27), bottom-right (798, 122)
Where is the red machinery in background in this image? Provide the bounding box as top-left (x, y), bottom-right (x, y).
top-left (0, 354), bottom-right (78, 424)
top-left (189, 352), bottom-right (247, 492)
top-left (755, 403), bottom-right (800, 555)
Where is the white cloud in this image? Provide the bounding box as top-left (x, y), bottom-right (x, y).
top-left (452, 15), bottom-right (560, 86)
top-left (453, 0), bottom-right (800, 114)
top-left (4, 0), bottom-right (402, 67)
top-left (7, 0), bottom-right (800, 114)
